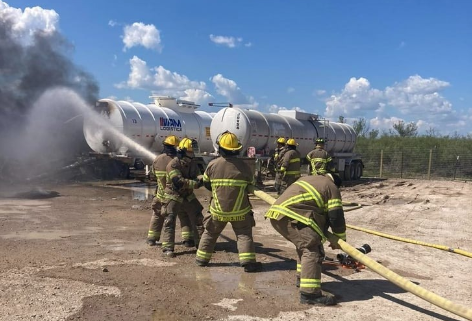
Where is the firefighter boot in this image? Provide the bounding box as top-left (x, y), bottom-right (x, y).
top-left (182, 240), bottom-right (195, 248)
top-left (242, 262), bottom-right (263, 273)
top-left (163, 249), bottom-right (175, 258)
top-left (300, 292), bottom-right (337, 306)
top-left (146, 239), bottom-right (156, 246)
top-left (195, 258), bottom-right (209, 267)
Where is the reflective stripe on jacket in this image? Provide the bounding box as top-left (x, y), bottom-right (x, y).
top-left (306, 147), bottom-right (333, 175)
top-left (203, 156), bottom-right (254, 221)
top-left (265, 175), bottom-right (346, 241)
top-left (280, 149), bottom-right (301, 176)
top-left (164, 157), bottom-right (199, 203)
top-left (152, 153), bottom-right (174, 201)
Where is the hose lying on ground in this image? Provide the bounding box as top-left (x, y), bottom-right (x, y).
top-left (342, 202), bottom-right (472, 259)
top-left (253, 189), bottom-right (472, 321)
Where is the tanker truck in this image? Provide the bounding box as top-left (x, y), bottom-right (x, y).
top-left (210, 107), bottom-right (363, 181)
top-left (82, 96), bottom-right (216, 176)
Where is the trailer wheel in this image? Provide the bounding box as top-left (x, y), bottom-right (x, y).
top-left (354, 162), bottom-right (363, 180)
top-left (343, 165), bottom-right (352, 181)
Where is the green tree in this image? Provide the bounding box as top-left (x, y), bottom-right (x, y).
top-left (352, 117), bottom-right (370, 137)
top-left (392, 121), bottom-right (418, 137)
top-left (368, 129), bottom-right (379, 139)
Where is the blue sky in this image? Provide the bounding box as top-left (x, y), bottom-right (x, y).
top-left (5, 0), bottom-right (472, 136)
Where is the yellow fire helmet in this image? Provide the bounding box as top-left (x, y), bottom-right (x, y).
top-left (276, 137), bottom-right (286, 144)
top-left (178, 137), bottom-right (194, 152)
top-left (163, 135), bottom-right (180, 147)
top-left (286, 138), bottom-right (298, 146)
top-left (217, 131), bottom-right (243, 151)
top-left (315, 138), bottom-right (325, 145)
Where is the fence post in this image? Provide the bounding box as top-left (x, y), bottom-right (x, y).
top-left (427, 149), bottom-right (432, 180)
top-left (400, 150), bottom-right (403, 179)
top-left (379, 150), bottom-right (383, 178)
top-left (453, 156), bottom-right (460, 180)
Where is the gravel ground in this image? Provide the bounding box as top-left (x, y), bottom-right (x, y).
top-left (0, 177), bottom-right (471, 321)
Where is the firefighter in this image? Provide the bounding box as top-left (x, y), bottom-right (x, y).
top-left (196, 131), bottom-right (262, 272)
top-left (306, 138), bottom-right (334, 175)
top-left (279, 138), bottom-right (301, 194)
top-left (161, 138), bottom-right (204, 257)
top-left (146, 135), bottom-right (180, 246)
top-left (265, 173), bottom-right (346, 306)
top-left (273, 137), bottom-right (287, 194)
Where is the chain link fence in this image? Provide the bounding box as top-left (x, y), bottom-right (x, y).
top-left (356, 146), bottom-right (472, 181)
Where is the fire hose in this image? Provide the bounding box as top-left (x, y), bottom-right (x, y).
top-left (342, 202), bottom-right (472, 259)
top-left (253, 189), bottom-right (472, 321)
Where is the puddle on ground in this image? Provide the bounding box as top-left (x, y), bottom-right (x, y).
top-left (191, 267), bottom-right (294, 298)
top-left (104, 182), bottom-right (156, 201)
top-left (1, 226), bottom-right (103, 240)
top-left (99, 238), bottom-right (148, 251)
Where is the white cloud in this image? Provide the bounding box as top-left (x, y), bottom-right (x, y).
top-left (108, 20), bottom-right (118, 27)
top-left (314, 89), bottom-right (326, 96)
top-left (325, 75), bottom-right (452, 118)
top-left (209, 34), bottom-right (245, 48)
top-left (211, 74), bottom-right (258, 108)
top-left (0, 1), bottom-right (59, 46)
top-left (116, 56), bottom-right (207, 99)
top-left (180, 89), bottom-right (214, 107)
top-left (325, 77), bottom-right (384, 117)
top-left (287, 87), bottom-right (295, 94)
top-left (267, 104), bottom-right (305, 113)
top-left (122, 22), bottom-right (162, 51)
top-left (323, 75), bottom-right (461, 134)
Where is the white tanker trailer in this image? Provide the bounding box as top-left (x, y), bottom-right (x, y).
top-left (83, 96), bottom-right (215, 171)
top-left (210, 107), bottom-right (363, 180)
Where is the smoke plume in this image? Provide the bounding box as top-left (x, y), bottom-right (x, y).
top-left (0, 2), bottom-right (99, 181)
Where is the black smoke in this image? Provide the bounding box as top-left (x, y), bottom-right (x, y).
top-left (0, 15), bottom-right (99, 182)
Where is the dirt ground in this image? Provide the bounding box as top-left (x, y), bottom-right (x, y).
top-left (0, 176), bottom-right (471, 321)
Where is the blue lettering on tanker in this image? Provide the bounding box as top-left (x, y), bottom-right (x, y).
top-left (160, 117), bottom-right (182, 132)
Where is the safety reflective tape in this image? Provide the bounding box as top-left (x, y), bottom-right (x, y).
top-left (270, 204), bottom-right (326, 243)
top-left (154, 170), bottom-right (166, 177)
top-left (333, 232), bottom-right (346, 241)
top-left (197, 249), bottom-right (212, 260)
top-left (300, 278), bottom-right (321, 288)
top-left (168, 169), bottom-right (181, 179)
top-left (239, 253), bottom-right (256, 259)
top-left (328, 198), bottom-right (343, 209)
top-left (289, 158), bottom-right (300, 163)
top-left (294, 180), bottom-right (325, 209)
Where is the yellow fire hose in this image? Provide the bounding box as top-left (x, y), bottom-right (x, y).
top-left (342, 202), bottom-right (472, 259)
top-left (253, 189), bottom-right (472, 321)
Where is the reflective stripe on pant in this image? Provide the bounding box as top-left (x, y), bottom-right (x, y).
top-left (270, 216), bottom-right (323, 295)
top-left (283, 174), bottom-right (300, 189)
top-left (182, 198), bottom-right (205, 245)
top-left (274, 172), bottom-right (284, 194)
top-left (161, 200), bottom-right (183, 251)
top-left (147, 197), bottom-right (164, 241)
top-left (197, 212), bottom-right (256, 265)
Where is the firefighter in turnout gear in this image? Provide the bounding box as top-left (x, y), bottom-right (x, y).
top-left (273, 137), bottom-right (287, 194)
top-left (196, 131), bottom-right (262, 272)
top-left (278, 138), bottom-right (301, 194)
top-left (306, 138), bottom-right (335, 175)
top-left (265, 173), bottom-right (346, 306)
top-left (146, 135), bottom-right (180, 246)
top-left (161, 138), bottom-right (204, 257)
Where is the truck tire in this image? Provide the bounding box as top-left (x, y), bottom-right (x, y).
top-left (343, 165), bottom-right (352, 181)
top-left (354, 162), bottom-right (363, 180)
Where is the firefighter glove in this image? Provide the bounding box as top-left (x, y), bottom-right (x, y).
top-left (194, 177), bottom-right (204, 189)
